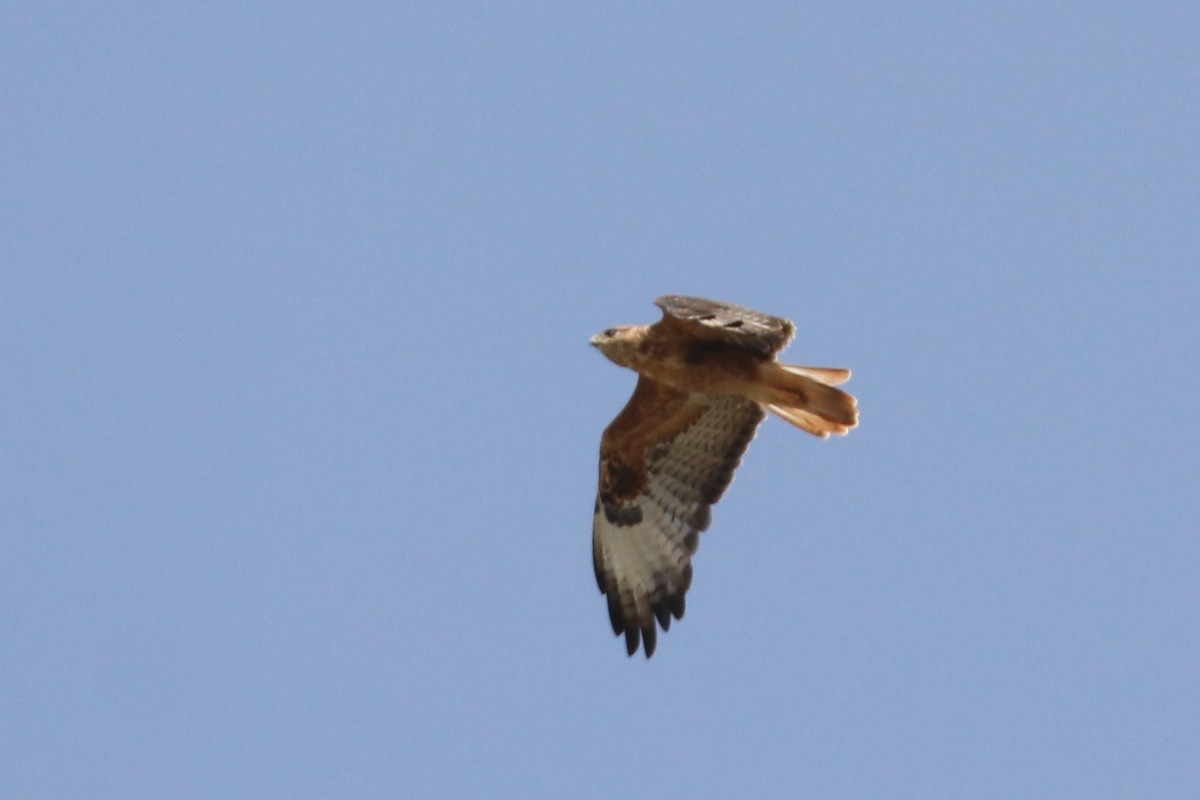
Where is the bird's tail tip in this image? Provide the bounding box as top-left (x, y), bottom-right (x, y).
top-left (760, 362), bottom-right (858, 437)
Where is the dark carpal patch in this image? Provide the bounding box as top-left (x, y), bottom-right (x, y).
top-left (603, 501), bottom-right (643, 526)
top-left (602, 460), bottom-right (643, 501)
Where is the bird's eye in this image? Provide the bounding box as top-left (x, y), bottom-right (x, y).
top-left (603, 328), bottom-right (617, 337)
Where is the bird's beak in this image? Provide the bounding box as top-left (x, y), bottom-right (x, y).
top-left (589, 334), bottom-right (601, 347)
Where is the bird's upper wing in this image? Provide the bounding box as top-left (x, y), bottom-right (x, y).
top-left (653, 295), bottom-right (795, 357)
top-left (593, 376), bottom-right (765, 657)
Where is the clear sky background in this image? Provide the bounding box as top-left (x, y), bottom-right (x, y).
top-left (4, 3), bottom-right (1198, 798)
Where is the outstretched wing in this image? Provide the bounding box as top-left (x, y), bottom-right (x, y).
top-left (593, 377), bottom-right (765, 657)
top-left (653, 295), bottom-right (795, 357)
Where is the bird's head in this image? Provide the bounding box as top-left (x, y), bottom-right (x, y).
top-left (590, 325), bottom-right (641, 367)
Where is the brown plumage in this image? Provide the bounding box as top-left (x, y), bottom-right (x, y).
top-left (590, 295), bottom-right (858, 657)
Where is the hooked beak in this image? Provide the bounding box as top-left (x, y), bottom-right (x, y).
top-left (589, 334), bottom-right (602, 347)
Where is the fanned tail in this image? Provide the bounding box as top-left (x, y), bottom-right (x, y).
top-left (758, 363), bottom-right (858, 438)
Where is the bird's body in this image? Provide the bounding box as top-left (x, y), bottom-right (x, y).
top-left (596, 326), bottom-right (758, 394)
top-left (590, 295), bottom-right (858, 657)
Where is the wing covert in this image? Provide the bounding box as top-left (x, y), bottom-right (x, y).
top-left (653, 295), bottom-right (795, 357)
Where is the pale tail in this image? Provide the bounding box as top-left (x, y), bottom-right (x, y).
top-left (758, 363), bottom-right (858, 438)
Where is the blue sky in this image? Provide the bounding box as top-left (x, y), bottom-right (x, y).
top-left (4, 3), bottom-right (1198, 797)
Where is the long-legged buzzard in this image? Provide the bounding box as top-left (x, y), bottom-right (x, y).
top-left (590, 295), bottom-right (858, 657)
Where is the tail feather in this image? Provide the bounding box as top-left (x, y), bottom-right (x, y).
top-left (758, 362), bottom-right (858, 438)
top-left (779, 364), bottom-right (852, 386)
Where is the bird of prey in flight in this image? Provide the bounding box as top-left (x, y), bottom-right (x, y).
top-left (590, 295), bottom-right (858, 657)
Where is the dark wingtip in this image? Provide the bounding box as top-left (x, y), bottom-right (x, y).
top-left (654, 604), bottom-right (672, 630)
top-left (608, 600), bottom-right (684, 658)
top-left (605, 593), bottom-right (623, 636)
